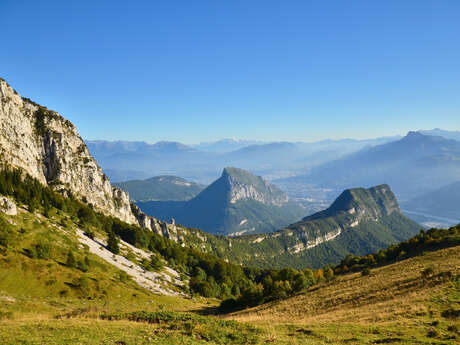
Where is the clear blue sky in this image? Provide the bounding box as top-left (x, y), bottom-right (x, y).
top-left (1, 0), bottom-right (459, 143)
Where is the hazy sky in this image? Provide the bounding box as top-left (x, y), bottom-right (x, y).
top-left (1, 1), bottom-right (459, 143)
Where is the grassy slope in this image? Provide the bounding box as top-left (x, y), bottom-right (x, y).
top-left (0, 208), bottom-right (202, 316)
top-left (228, 245), bottom-right (460, 344)
top-left (0, 205), bottom-right (270, 344)
top-left (0, 205), bottom-right (459, 343)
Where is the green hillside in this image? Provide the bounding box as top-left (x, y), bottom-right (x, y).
top-left (115, 175), bottom-right (206, 201)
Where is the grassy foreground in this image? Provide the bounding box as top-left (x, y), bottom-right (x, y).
top-left (228, 245), bottom-right (460, 344)
top-left (0, 202), bottom-right (459, 343)
top-left (1, 247), bottom-right (459, 344)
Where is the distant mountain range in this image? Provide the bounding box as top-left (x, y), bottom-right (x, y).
top-left (86, 136), bottom-right (400, 183)
top-left (192, 139), bottom-right (263, 153)
top-left (137, 167), bottom-right (305, 235)
top-left (402, 181), bottom-right (460, 222)
top-left (276, 132), bottom-right (460, 202)
top-left (418, 128), bottom-right (460, 142)
top-left (115, 176), bottom-right (206, 202)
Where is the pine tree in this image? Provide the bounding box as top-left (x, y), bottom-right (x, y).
top-left (107, 231), bottom-right (120, 254)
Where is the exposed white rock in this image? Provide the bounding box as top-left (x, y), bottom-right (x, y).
top-left (287, 228), bottom-right (342, 254)
top-left (0, 79), bottom-right (136, 224)
top-left (222, 168), bottom-right (289, 206)
top-left (76, 229), bottom-right (183, 296)
top-left (252, 236), bottom-right (265, 244)
top-left (0, 196), bottom-right (17, 215)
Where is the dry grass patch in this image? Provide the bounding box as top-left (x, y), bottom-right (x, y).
top-left (228, 246), bottom-right (460, 326)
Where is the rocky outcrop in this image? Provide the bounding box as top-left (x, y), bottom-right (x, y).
top-left (222, 167), bottom-right (289, 206)
top-left (287, 227), bottom-right (342, 254)
top-left (0, 78), bottom-right (136, 224)
top-left (0, 196), bottom-right (17, 216)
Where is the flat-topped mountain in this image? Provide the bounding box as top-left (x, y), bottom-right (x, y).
top-left (115, 175), bottom-right (206, 202)
top-left (301, 184), bottom-right (400, 222)
top-left (138, 167), bottom-right (305, 235)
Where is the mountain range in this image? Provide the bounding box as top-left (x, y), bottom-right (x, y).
top-left (192, 138), bottom-right (263, 153)
top-left (277, 131), bottom-right (460, 203)
top-left (402, 181), bottom-right (460, 223)
top-left (137, 167), bottom-right (305, 235)
top-left (86, 136), bottom-right (400, 183)
top-left (419, 128), bottom-right (460, 141)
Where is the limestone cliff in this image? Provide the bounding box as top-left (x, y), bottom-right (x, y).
top-left (0, 78), bottom-right (136, 224)
top-left (222, 167), bottom-right (288, 206)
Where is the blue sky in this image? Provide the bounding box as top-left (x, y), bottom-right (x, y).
top-left (1, 0), bottom-right (459, 143)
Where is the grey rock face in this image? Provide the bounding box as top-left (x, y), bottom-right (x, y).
top-left (222, 167), bottom-right (289, 206)
top-left (0, 196), bottom-right (17, 215)
top-left (0, 78), bottom-right (136, 224)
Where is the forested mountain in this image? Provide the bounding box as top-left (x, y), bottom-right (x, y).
top-left (115, 176), bottom-right (206, 202)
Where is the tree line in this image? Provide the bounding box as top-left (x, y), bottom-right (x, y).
top-left (335, 225), bottom-right (460, 274)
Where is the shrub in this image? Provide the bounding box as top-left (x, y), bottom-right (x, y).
top-left (107, 231), bottom-right (120, 254)
top-left (84, 230), bottom-right (95, 240)
top-left (32, 241), bottom-right (51, 259)
top-left (66, 251), bottom-right (77, 268)
top-left (324, 267), bottom-right (334, 281)
top-left (77, 259), bottom-right (89, 272)
top-left (441, 308), bottom-right (460, 319)
top-left (76, 276), bottom-right (91, 297)
top-left (149, 254), bottom-right (164, 271)
top-left (118, 271), bottom-right (129, 282)
top-left (361, 268), bottom-right (371, 276)
top-left (421, 267), bottom-right (435, 280)
top-left (0, 228), bottom-right (12, 249)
